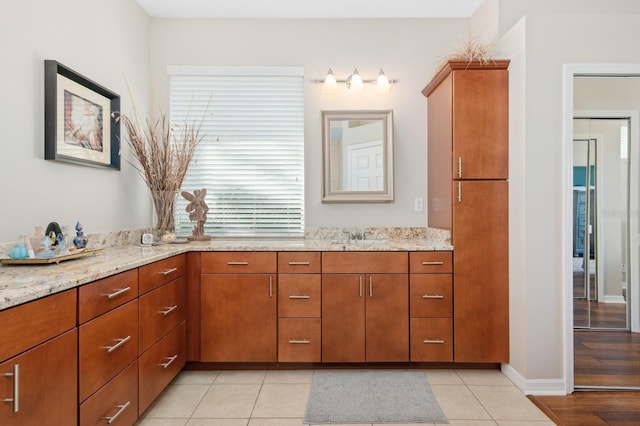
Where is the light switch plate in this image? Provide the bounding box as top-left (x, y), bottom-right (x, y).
top-left (414, 197), bottom-right (424, 212)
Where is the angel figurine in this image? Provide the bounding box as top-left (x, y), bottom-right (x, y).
top-left (181, 188), bottom-right (212, 241)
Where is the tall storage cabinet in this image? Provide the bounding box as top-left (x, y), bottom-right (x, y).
top-left (423, 60), bottom-right (510, 363)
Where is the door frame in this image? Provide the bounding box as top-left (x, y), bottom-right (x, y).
top-left (563, 63), bottom-right (640, 393)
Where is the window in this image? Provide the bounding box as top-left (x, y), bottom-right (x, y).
top-left (168, 66), bottom-right (304, 237)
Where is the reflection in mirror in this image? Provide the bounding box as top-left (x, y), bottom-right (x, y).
top-left (322, 110), bottom-right (394, 203)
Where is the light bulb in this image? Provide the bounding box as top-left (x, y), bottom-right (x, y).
top-left (323, 69), bottom-right (338, 95)
top-left (348, 69), bottom-right (364, 94)
top-left (376, 69), bottom-right (391, 95)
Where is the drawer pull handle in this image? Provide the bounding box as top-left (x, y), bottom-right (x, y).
top-left (159, 355), bottom-right (178, 369)
top-left (288, 261), bottom-right (310, 265)
top-left (269, 276), bottom-right (273, 297)
top-left (159, 305), bottom-right (178, 316)
top-left (422, 261), bottom-right (444, 265)
top-left (160, 267), bottom-right (178, 276)
top-left (289, 295), bottom-right (310, 299)
top-left (289, 339), bottom-right (310, 344)
top-left (423, 339), bottom-right (445, 344)
top-left (105, 336), bottom-right (131, 353)
top-left (3, 364), bottom-right (19, 412)
top-left (105, 287), bottom-right (131, 300)
top-left (422, 294), bottom-right (444, 299)
top-left (105, 400), bottom-right (131, 424)
top-left (227, 261), bottom-right (249, 265)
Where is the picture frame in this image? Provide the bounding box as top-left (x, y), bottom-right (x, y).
top-left (44, 60), bottom-right (120, 169)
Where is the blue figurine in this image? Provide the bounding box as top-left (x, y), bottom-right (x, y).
top-left (73, 221), bottom-right (88, 249)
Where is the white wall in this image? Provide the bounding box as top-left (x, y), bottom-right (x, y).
top-left (149, 18), bottom-right (469, 228)
top-left (495, 5), bottom-right (640, 391)
top-left (0, 0), bottom-right (151, 242)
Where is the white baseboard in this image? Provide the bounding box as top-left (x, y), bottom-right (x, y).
top-left (501, 364), bottom-right (567, 395)
top-left (603, 295), bottom-right (627, 304)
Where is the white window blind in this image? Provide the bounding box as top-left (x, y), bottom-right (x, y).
top-left (168, 66), bottom-right (304, 237)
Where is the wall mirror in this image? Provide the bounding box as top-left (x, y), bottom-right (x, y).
top-left (322, 110), bottom-right (394, 203)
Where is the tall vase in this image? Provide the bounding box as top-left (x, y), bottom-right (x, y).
top-left (151, 190), bottom-right (178, 242)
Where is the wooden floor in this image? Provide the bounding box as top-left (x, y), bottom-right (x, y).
top-left (529, 272), bottom-right (640, 425)
top-left (574, 331), bottom-right (640, 388)
top-left (529, 391), bottom-right (640, 425)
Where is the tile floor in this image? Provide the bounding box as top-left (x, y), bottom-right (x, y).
top-left (136, 369), bottom-right (555, 426)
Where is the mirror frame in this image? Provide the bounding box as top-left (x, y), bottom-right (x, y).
top-left (321, 110), bottom-right (394, 203)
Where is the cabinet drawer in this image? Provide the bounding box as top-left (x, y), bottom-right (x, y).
top-left (201, 252), bottom-right (277, 274)
top-left (322, 251), bottom-right (408, 273)
top-left (278, 274), bottom-right (321, 318)
top-left (139, 276), bottom-right (186, 353)
top-left (278, 318), bottom-right (321, 363)
top-left (79, 300), bottom-right (139, 402)
top-left (139, 321), bottom-right (186, 415)
top-left (410, 318), bottom-right (453, 362)
top-left (78, 269), bottom-right (139, 324)
top-left (0, 289), bottom-right (76, 363)
top-left (410, 274), bottom-right (453, 318)
top-left (278, 252), bottom-right (321, 273)
top-left (139, 254), bottom-right (186, 294)
top-left (409, 251), bottom-right (452, 273)
top-left (80, 360), bottom-right (138, 426)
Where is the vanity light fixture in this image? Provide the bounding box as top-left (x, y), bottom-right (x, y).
top-left (323, 68), bottom-right (338, 95)
top-left (347, 69), bottom-right (364, 94)
top-left (316, 68), bottom-right (397, 95)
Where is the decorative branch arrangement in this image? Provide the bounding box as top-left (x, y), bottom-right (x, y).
top-left (115, 104), bottom-right (207, 234)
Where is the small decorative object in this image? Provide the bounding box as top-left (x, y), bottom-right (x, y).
top-left (141, 233), bottom-right (154, 246)
top-left (44, 222), bottom-right (63, 246)
top-left (73, 221), bottom-right (89, 249)
top-left (115, 97), bottom-right (209, 238)
top-left (181, 188), bottom-right (211, 241)
top-left (9, 241), bottom-right (29, 259)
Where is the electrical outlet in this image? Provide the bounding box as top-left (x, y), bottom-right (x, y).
top-left (414, 197), bottom-right (424, 212)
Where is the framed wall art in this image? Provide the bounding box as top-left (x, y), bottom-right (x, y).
top-left (44, 60), bottom-right (120, 169)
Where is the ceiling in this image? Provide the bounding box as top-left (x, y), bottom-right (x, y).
top-left (135, 0), bottom-right (486, 19)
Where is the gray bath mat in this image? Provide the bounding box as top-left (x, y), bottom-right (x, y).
top-left (304, 370), bottom-right (448, 424)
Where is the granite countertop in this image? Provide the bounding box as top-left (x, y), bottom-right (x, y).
top-left (0, 229), bottom-right (452, 311)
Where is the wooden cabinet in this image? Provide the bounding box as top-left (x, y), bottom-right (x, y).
top-left (409, 252), bottom-right (453, 362)
top-left (139, 322), bottom-right (186, 414)
top-left (423, 60), bottom-right (510, 363)
top-left (278, 252), bottom-right (321, 362)
top-left (138, 255), bottom-right (187, 415)
top-left (0, 290), bottom-right (77, 426)
top-left (79, 300), bottom-right (139, 401)
top-left (321, 252), bottom-right (408, 363)
top-left (201, 252), bottom-right (277, 362)
top-left (80, 360), bottom-right (138, 426)
top-left (452, 180), bottom-right (509, 362)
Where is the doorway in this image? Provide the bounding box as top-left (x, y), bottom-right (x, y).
top-left (566, 71), bottom-right (640, 391)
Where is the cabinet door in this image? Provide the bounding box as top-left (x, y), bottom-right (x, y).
top-left (453, 180), bottom-right (509, 362)
top-left (452, 69), bottom-right (509, 180)
top-left (321, 274), bottom-right (365, 362)
top-left (0, 329), bottom-right (77, 426)
top-left (201, 274), bottom-right (276, 362)
top-left (365, 274), bottom-right (409, 362)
